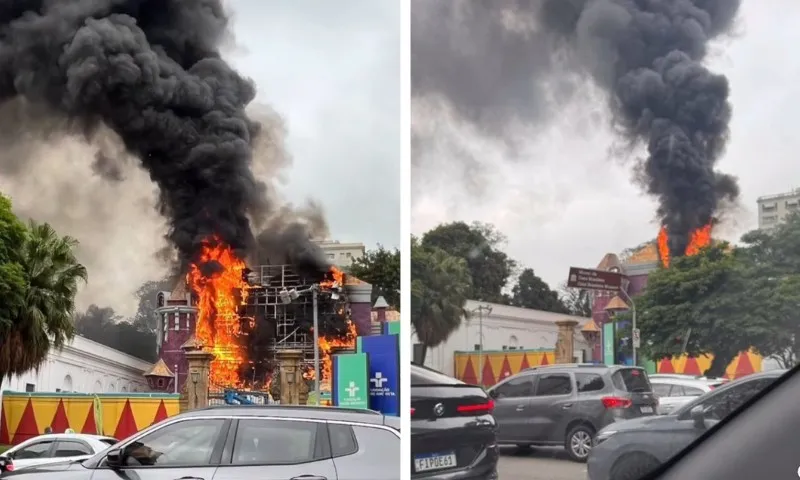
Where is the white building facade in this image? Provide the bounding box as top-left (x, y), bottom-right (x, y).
top-left (411, 300), bottom-right (592, 377)
top-left (1, 335), bottom-right (151, 395)
top-left (315, 239), bottom-right (366, 268)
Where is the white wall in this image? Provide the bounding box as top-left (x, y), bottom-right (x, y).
top-left (1, 335), bottom-right (152, 394)
top-left (411, 300), bottom-right (591, 376)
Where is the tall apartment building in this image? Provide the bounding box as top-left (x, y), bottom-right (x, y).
top-left (314, 239), bottom-right (366, 268)
top-left (757, 188), bottom-right (800, 229)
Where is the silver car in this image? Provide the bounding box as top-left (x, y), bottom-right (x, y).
top-left (650, 377), bottom-right (723, 415)
top-left (0, 434), bottom-right (117, 472)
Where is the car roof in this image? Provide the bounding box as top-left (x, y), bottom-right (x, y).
top-left (650, 377), bottom-right (716, 387)
top-left (186, 404), bottom-right (386, 425)
top-left (521, 363), bottom-right (640, 373)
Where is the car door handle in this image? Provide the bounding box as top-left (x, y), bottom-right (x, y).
top-left (515, 405), bottom-right (525, 411)
top-left (174, 477), bottom-right (204, 480)
top-left (290, 476), bottom-right (327, 480)
top-left (561, 403), bottom-right (573, 409)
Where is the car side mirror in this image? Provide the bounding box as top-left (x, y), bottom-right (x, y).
top-left (0, 456), bottom-right (10, 471)
top-left (690, 405), bottom-right (706, 429)
top-left (105, 447), bottom-right (124, 469)
top-left (488, 389), bottom-right (499, 399)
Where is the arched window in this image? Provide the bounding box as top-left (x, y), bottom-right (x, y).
top-left (94, 380), bottom-right (103, 393)
top-left (108, 383), bottom-right (116, 392)
top-left (508, 335), bottom-right (519, 348)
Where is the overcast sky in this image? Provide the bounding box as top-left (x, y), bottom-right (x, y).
top-left (228, 0), bottom-right (400, 249)
top-left (412, 1), bottom-right (799, 291)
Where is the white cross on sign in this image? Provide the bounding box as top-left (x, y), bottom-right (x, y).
top-left (371, 372), bottom-right (388, 388)
top-left (345, 381), bottom-right (359, 398)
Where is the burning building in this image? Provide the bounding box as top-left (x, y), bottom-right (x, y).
top-left (150, 262), bottom-right (374, 394)
top-left (587, 225), bottom-right (715, 364)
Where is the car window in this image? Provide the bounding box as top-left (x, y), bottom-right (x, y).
top-left (53, 440), bottom-right (92, 457)
top-left (670, 385), bottom-right (686, 397)
top-left (232, 419), bottom-right (321, 465)
top-left (123, 419), bottom-right (224, 467)
top-left (653, 383), bottom-right (672, 397)
top-left (351, 426), bottom-right (399, 470)
top-left (329, 423), bottom-right (358, 458)
top-left (575, 373), bottom-right (605, 392)
top-left (612, 368), bottom-right (652, 392)
top-left (13, 440), bottom-right (54, 459)
top-left (100, 439), bottom-right (118, 447)
top-left (493, 375), bottom-right (535, 398)
top-left (684, 386), bottom-right (705, 396)
top-left (700, 378), bottom-right (775, 420)
top-left (535, 374), bottom-right (572, 396)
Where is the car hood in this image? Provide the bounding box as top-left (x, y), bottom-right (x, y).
top-left (600, 414), bottom-right (683, 434)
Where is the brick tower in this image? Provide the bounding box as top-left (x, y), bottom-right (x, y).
top-left (154, 279), bottom-right (197, 392)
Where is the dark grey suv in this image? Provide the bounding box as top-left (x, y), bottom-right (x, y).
top-left (487, 364), bottom-right (658, 462)
top-left (5, 405), bottom-right (400, 480)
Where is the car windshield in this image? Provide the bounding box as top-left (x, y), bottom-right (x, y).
top-left (410, 2), bottom-right (792, 479)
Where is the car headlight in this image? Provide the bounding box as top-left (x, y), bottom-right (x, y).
top-left (594, 430), bottom-right (617, 445)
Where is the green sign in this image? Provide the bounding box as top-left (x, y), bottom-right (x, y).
top-left (603, 322), bottom-right (615, 365)
top-left (333, 352), bottom-right (369, 409)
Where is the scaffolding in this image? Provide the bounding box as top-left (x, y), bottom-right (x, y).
top-left (239, 264), bottom-right (348, 363)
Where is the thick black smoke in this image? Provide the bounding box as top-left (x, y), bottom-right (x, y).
top-left (413, 0), bottom-right (743, 258)
top-left (0, 0), bottom-right (326, 271)
top-left (537, 0), bottom-right (742, 257)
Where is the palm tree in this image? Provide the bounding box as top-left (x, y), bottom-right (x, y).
top-left (0, 222), bottom-right (87, 386)
top-left (411, 238), bottom-right (472, 364)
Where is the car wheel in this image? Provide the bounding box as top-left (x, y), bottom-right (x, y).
top-left (610, 452), bottom-right (661, 480)
top-left (565, 424), bottom-right (594, 462)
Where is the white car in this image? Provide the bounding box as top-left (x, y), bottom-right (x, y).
top-left (650, 377), bottom-right (725, 415)
top-left (0, 433), bottom-right (117, 471)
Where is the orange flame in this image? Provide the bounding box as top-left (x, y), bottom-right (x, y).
top-left (303, 319), bottom-right (358, 391)
top-left (657, 224), bottom-right (713, 267)
top-left (320, 266), bottom-right (345, 289)
top-left (187, 238), bottom-right (249, 387)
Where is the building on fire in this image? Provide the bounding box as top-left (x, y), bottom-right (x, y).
top-left (150, 263), bottom-right (376, 392)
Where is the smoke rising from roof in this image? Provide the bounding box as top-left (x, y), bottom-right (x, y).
top-left (0, 0), bottom-right (330, 313)
top-left (412, 0), bottom-right (743, 258)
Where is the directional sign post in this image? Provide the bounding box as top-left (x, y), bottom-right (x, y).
top-left (566, 267), bottom-right (622, 292)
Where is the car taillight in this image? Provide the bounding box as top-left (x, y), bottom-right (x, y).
top-left (601, 396), bottom-right (632, 409)
top-left (411, 407), bottom-right (416, 415)
top-left (457, 399), bottom-right (494, 414)
top-left (5, 460), bottom-right (14, 472)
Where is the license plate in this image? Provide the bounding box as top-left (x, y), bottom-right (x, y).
top-left (640, 406), bottom-right (654, 414)
top-left (414, 452), bottom-right (457, 472)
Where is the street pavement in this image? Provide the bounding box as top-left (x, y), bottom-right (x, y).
top-left (498, 446), bottom-right (587, 480)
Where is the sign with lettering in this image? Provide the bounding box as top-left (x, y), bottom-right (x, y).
top-left (358, 334), bottom-right (400, 416)
top-left (603, 322), bottom-right (615, 365)
top-left (332, 353), bottom-right (369, 409)
top-left (567, 267), bottom-right (622, 292)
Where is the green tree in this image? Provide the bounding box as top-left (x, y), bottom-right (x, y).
top-left (421, 222), bottom-right (516, 303)
top-left (0, 194), bottom-right (28, 333)
top-left (559, 282), bottom-right (593, 317)
top-left (411, 236), bottom-right (472, 363)
top-left (348, 245), bottom-right (401, 309)
top-left (0, 221), bottom-right (88, 386)
top-left (508, 268), bottom-right (568, 313)
top-left (132, 277), bottom-right (174, 332)
top-left (75, 304), bottom-right (158, 362)
top-left (736, 212), bottom-right (800, 367)
top-left (636, 243), bottom-right (776, 377)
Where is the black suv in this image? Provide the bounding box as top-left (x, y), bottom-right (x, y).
top-left (5, 405), bottom-right (400, 480)
top-left (487, 364), bottom-right (657, 462)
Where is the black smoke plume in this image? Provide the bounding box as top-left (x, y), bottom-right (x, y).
top-left (412, 0), bottom-right (742, 258)
top-left (539, 0), bottom-right (741, 257)
top-left (0, 0), bottom-right (326, 272)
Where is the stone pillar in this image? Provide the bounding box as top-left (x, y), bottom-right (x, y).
top-left (555, 319), bottom-right (579, 364)
top-left (277, 349), bottom-right (305, 405)
top-left (345, 281), bottom-right (373, 336)
top-left (184, 349), bottom-right (215, 410)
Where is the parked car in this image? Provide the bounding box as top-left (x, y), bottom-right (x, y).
top-left (3, 405), bottom-right (400, 479)
top-left (587, 369), bottom-right (786, 480)
top-left (487, 363), bottom-right (658, 462)
top-left (650, 377), bottom-right (724, 415)
top-left (411, 363), bottom-right (498, 479)
top-left (0, 434), bottom-right (117, 473)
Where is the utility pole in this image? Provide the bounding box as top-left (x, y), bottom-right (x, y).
top-left (312, 286), bottom-right (320, 405)
top-left (471, 305), bottom-right (493, 386)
